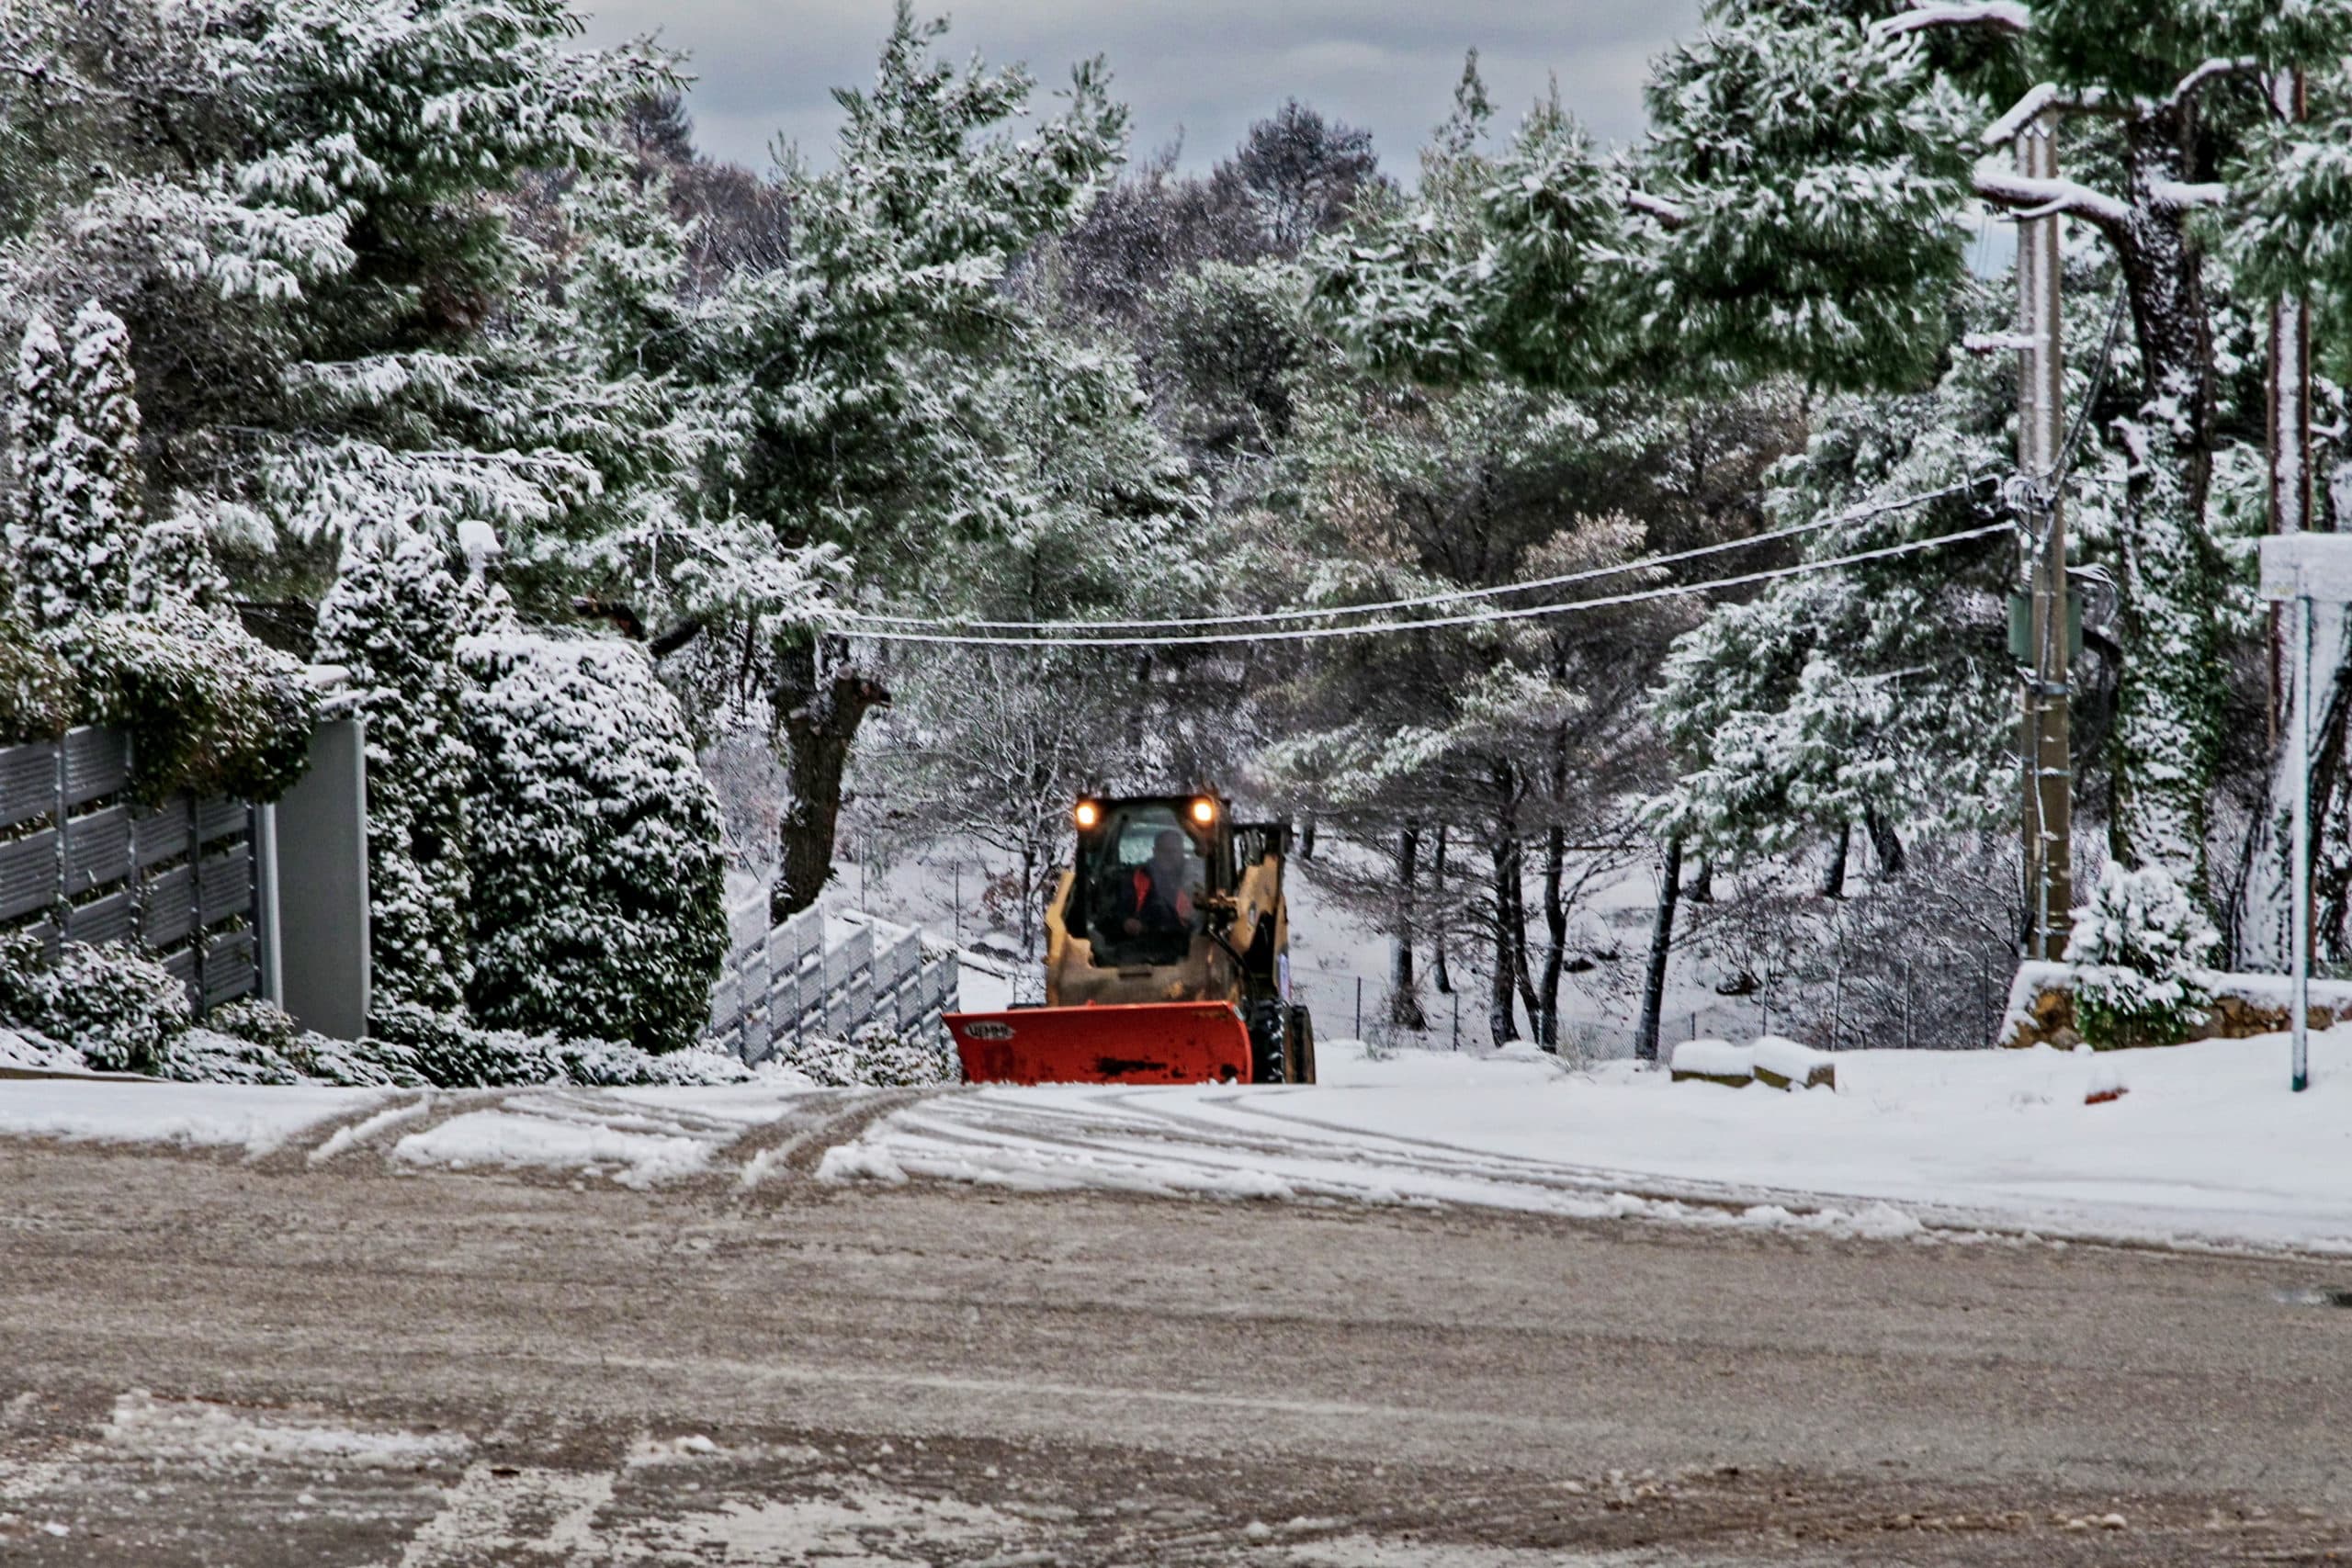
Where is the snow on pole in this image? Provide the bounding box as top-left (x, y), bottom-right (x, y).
top-left (2295, 591), bottom-right (2312, 1093)
top-left (2256, 533), bottom-right (2352, 1090)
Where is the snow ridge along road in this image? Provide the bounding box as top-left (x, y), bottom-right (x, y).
top-left (7, 1031), bottom-right (2352, 1253)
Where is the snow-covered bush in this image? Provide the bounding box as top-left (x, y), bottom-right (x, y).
top-left (368, 1002), bottom-right (751, 1088)
top-left (57, 604), bottom-right (317, 803)
top-left (767, 1025), bottom-right (958, 1089)
top-left (176, 998), bottom-right (429, 1087)
top-left (315, 526), bottom-right (472, 1008)
top-left (6, 304), bottom-right (141, 629)
top-left (159, 1029), bottom-right (308, 1086)
top-left (0, 933), bottom-right (190, 1074)
top-left (458, 630), bottom-right (727, 1054)
top-left (2064, 863), bottom-right (2218, 1051)
top-left (0, 611), bottom-right (75, 740)
top-left (127, 513), bottom-right (231, 615)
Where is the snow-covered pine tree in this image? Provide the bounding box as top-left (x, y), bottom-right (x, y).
top-left (127, 509), bottom-right (232, 615)
top-left (670, 6), bottom-right (1129, 920)
top-left (7, 303), bottom-right (143, 627)
top-left (315, 526), bottom-right (474, 1010)
top-left (0, 0), bottom-right (682, 592)
top-left (458, 629), bottom-right (727, 1054)
top-left (1333, 0), bottom-right (2352, 915)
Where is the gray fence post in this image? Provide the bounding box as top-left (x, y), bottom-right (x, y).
top-left (271, 718), bottom-right (371, 1040)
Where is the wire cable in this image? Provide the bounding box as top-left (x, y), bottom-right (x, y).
top-left (838, 474), bottom-right (2001, 634)
top-left (833, 520), bottom-right (2014, 650)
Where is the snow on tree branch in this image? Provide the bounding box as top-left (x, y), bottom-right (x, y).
top-left (2163, 57), bottom-right (2264, 113)
top-left (1973, 165), bottom-right (2133, 232)
top-left (1623, 188), bottom-right (1687, 230)
top-left (1870, 3), bottom-right (2032, 42)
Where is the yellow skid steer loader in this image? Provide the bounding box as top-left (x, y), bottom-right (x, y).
top-left (946, 793), bottom-right (1316, 1085)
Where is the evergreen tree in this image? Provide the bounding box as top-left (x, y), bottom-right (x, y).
top-left (459, 628), bottom-right (727, 1054)
top-left (0, 0), bottom-right (681, 593)
top-left (315, 526), bottom-right (473, 1010)
top-left (127, 511), bottom-right (232, 615)
top-left (7, 303), bottom-right (142, 627)
top-left (660, 6), bottom-right (1130, 919)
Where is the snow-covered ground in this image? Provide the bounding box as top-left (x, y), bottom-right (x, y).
top-left (8, 1029), bottom-right (2349, 1254)
top-left (820, 1031), bottom-right (2352, 1254)
top-left (0, 1077), bottom-right (387, 1156)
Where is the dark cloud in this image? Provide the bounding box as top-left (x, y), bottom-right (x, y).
top-left (578, 1), bottom-right (1702, 175)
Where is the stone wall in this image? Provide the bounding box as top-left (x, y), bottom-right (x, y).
top-left (1999, 960), bottom-right (2348, 1051)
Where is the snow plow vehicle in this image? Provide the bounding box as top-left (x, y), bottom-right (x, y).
top-left (946, 793), bottom-right (1316, 1086)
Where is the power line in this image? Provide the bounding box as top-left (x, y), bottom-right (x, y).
top-left (835, 520), bottom-right (2015, 650)
top-left (840, 474), bottom-right (2000, 634)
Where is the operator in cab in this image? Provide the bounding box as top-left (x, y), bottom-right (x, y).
top-left (1117, 829), bottom-right (1201, 939)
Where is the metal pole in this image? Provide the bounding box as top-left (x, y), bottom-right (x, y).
top-left (953, 860), bottom-right (962, 942)
top-left (2018, 109), bottom-right (2074, 960)
top-left (1354, 976), bottom-right (1363, 1039)
top-left (2294, 592), bottom-right (2313, 1092)
top-left (2268, 66), bottom-right (2312, 743)
top-left (1451, 992), bottom-right (1460, 1051)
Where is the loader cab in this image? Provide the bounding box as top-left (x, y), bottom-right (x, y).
top-left (1072, 795), bottom-right (1227, 968)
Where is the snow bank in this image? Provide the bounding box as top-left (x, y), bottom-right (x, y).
top-left (822, 1033), bottom-right (2352, 1252)
top-left (1751, 1034), bottom-right (1835, 1089)
top-left (1669, 1039), bottom-right (1752, 1081)
top-left (0, 1080), bottom-right (385, 1156)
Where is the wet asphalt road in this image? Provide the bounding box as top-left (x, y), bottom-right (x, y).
top-left (1, 1126), bottom-right (2349, 1565)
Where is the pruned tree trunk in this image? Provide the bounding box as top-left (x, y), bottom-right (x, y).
top-left (771, 635), bottom-right (890, 921)
top-left (1389, 824), bottom-right (1427, 1029)
top-left (1535, 823), bottom-right (1566, 1051)
top-left (1819, 822), bottom-right (1850, 899)
top-left (1018, 841), bottom-right (1039, 957)
top-left (1430, 821), bottom-right (1453, 995)
top-left (1634, 836), bottom-right (1683, 1065)
top-left (1487, 824), bottom-right (1521, 1045)
top-left (1299, 810), bottom-right (1318, 861)
top-left (1864, 807), bottom-right (1906, 878)
top-left (2106, 113), bottom-right (2224, 898)
top-left (1688, 857), bottom-right (1713, 904)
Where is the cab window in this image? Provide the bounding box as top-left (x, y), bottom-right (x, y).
top-left (1079, 803), bottom-right (1207, 965)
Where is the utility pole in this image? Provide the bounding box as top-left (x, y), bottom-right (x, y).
top-left (2017, 110), bottom-right (2073, 960)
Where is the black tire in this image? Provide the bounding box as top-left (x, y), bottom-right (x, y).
top-left (1288, 1005), bottom-right (1317, 1085)
top-left (1247, 998), bottom-right (1287, 1086)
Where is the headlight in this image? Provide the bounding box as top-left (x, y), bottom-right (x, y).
top-left (1189, 797), bottom-right (1216, 826)
top-left (1074, 799), bottom-right (1102, 829)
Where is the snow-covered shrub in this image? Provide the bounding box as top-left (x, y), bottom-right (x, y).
top-left (774, 1033), bottom-right (864, 1089)
top-left (368, 1001), bottom-right (751, 1088)
top-left (7, 305), bottom-right (141, 630)
top-left (315, 526), bottom-right (472, 1008)
top-left (127, 513), bottom-right (231, 615)
top-left (852, 1022), bottom-right (960, 1087)
top-left (162, 1001), bottom-right (431, 1088)
top-left (58, 604), bottom-right (317, 803)
top-left (2064, 863), bottom-right (2218, 1051)
top-left (458, 631), bottom-right (728, 1054)
top-left (0, 933), bottom-right (190, 1074)
top-left (205, 997), bottom-right (303, 1054)
top-left (0, 611), bottom-right (75, 740)
top-left (160, 1029), bottom-right (306, 1086)
top-left (768, 1025), bottom-right (957, 1088)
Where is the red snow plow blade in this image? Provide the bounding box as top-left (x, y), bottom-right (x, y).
top-left (948, 1001), bottom-right (1253, 1086)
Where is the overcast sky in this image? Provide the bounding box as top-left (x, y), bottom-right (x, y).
top-left (576, 2), bottom-right (1706, 177)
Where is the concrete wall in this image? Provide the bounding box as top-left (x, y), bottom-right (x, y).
top-left (267, 718), bottom-right (371, 1040)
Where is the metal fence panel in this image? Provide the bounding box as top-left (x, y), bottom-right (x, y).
top-left (61, 728), bottom-right (126, 807)
top-left (0, 829), bottom-right (56, 920)
top-left (64, 804), bottom-right (130, 896)
top-left (0, 741), bottom-right (51, 828)
top-left (0, 728), bottom-right (259, 1014)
